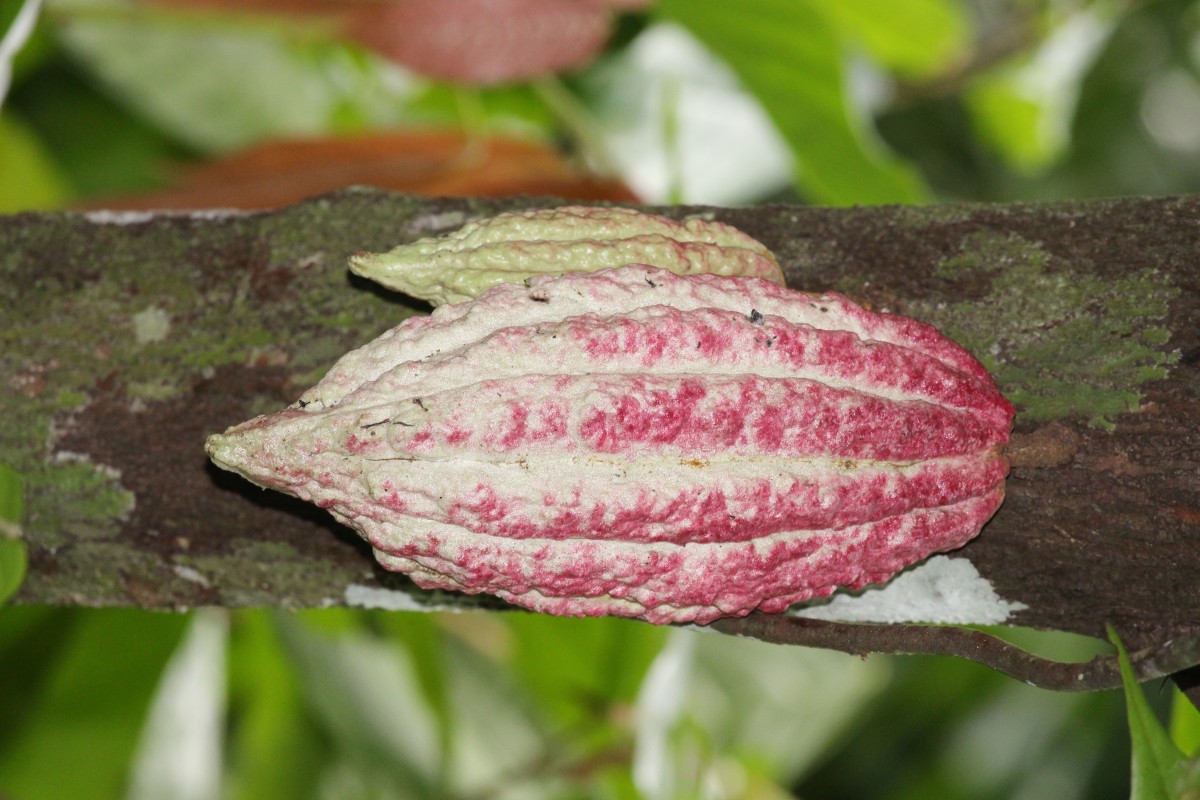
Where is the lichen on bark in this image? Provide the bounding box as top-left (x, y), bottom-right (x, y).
top-left (0, 200), bottom-right (434, 566)
top-left (908, 230), bottom-right (1179, 429)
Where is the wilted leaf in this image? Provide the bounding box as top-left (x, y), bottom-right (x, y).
top-left (79, 130), bottom-right (638, 210)
top-left (341, 0), bottom-right (616, 85)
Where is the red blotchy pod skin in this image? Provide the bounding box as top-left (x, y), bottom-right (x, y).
top-left (207, 265), bottom-right (1014, 624)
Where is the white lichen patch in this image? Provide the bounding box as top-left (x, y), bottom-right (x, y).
top-left (790, 556), bottom-right (1027, 625)
top-left (173, 565), bottom-right (211, 589)
top-left (82, 209), bottom-right (250, 225)
top-left (82, 210), bottom-right (158, 225)
top-left (48, 450), bottom-right (137, 530)
top-left (344, 583), bottom-right (464, 613)
top-left (53, 450), bottom-right (120, 478)
top-left (132, 306), bottom-right (172, 345)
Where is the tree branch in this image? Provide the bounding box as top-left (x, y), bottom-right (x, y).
top-left (3, 189), bottom-right (1197, 687)
top-left (710, 615), bottom-right (1200, 694)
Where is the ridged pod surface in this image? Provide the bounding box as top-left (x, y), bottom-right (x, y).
top-left (207, 266), bottom-right (1013, 624)
top-left (348, 206), bottom-right (785, 306)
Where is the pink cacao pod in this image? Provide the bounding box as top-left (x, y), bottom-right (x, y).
top-left (207, 265), bottom-right (1013, 624)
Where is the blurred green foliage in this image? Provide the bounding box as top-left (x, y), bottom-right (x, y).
top-left (0, 464), bottom-right (26, 605)
top-left (0, 608), bottom-right (188, 798)
top-left (1113, 630), bottom-right (1200, 800)
top-left (2, 0), bottom-right (1199, 798)
top-left (6, 0), bottom-right (1200, 208)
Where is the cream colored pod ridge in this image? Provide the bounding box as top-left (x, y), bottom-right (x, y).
top-left (206, 264), bottom-right (1014, 625)
top-left (347, 206), bottom-right (786, 306)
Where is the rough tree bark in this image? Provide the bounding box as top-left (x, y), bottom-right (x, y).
top-left (3, 189), bottom-right (1197, 692)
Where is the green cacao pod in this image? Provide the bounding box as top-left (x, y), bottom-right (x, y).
top-left (348, 205), bottom-right (785, 306)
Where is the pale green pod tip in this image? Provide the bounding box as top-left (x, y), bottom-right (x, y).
top-left (349, 206), bottom-right (786, 306)
top-left (204, 430), bottom-right (246, 477)
top-left (204, 422), bottom-right (275, 486)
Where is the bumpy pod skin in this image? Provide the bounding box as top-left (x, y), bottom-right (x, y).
top-left (348, 206), bottom-right (785, 306)
top-left (207, 266), bottom-right (1013, 624)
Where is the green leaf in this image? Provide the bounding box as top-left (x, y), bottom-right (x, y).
top-left (577, 23), bottom-right (796, 205)
top-left (0, 463), bottom-right (26, 605)
top-left (656, 0), bottom-right (928, 206)
top-left (1111, 627), bottom-right (1197, 800)
top-left (0, 111), bottom-right (72, 211)
top-left (507, 613), bottom-right (666, 731)
top-left (0, 609), bottom-right (188, 800)
top-left (633, 629), bottom-right (889, 796)
top-left (966, 77), bottom-right (1054, 174)
top-left (809, 0), bottom-right (968, 78)
top-left (0, 0), bottom-right (42, 101)
top-left (367, 610), bottom-right (455, 778)
top-left (126, 611), bottom-right (227, 800)
top-left (0, 463), bottom-right (24, 524)
top-left (9, 61), bottom-right (186, 198)
top-left (1172, 687), bottom-right (1200, 758)
top-left (226, 610), bottom-right (327, 800)
top-left (274, 612), bottom-right (441, 798)
top-left (438, 631), bottom-right (551, 798)
top-left (0, 0), bottom-right (24, 40)
top-left (0, 539), bottom-right (25, 606)
top-left (56, 8), bottom-right (424, 153)
top-left (965, 7), bottom-right (1115, 175)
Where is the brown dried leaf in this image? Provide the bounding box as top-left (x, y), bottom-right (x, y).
top-left (77, 130), bottom-right (639, 210)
